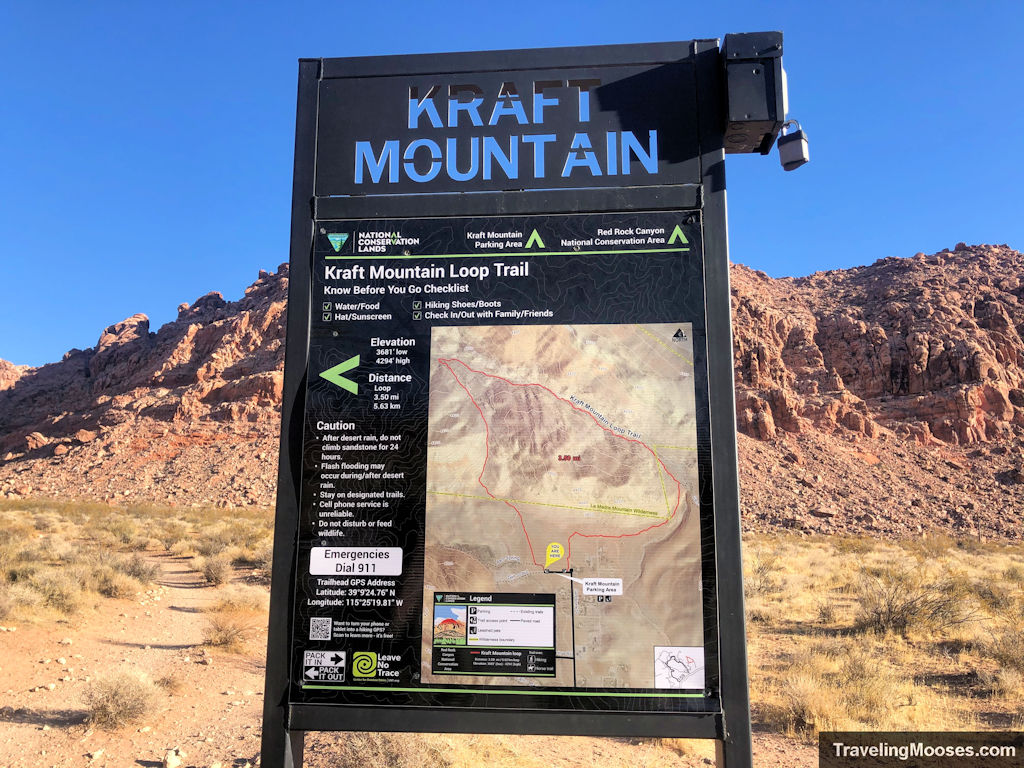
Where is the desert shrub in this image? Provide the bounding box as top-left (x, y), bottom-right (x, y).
top-left (816, 600), bottom-right (837, 624)
top-left (203, 611), bottom-right (258, 650)
top-left (168, 539), bottom-right (196, 558)
top-left (744, 551), bottom-right (783, 597)
top-left (199, 555), bottom-right (231, 586)
top-left (93, 566), bottom-right (142, 599)
top-left (983, 626), bottom-right (1024, 672)
top-left (780, 673), bottom-right (840, 734)
top-left (154, 673), bottom-right (183, 695)
top-left (979, 667), bottom-right (1023, 699)
top-left (831, 537), bottom-right (875, 555)
top-left (973, 581), bottom-right (1017, 614)
top-left (853, 565), bottom-right (973, 636)
top-left (195, 526), bottom-right (233, 558)
top-left (0, 586), bottom-right (12, 620)
top-left (254, 540), bottom-right (273, 583)
top-left (1002, 564), bottom-right (1024, 584)
top-left (116, 553), bottom-right (160, 584)
top-left (208, 585), bottom-right (268, 614)
top-left (29, 572), bottom-right (84, 614)
top-left (84, 672), bottom-right (156, 729)
top-left (330, 732), bottom-right (454, 768)
top-left (156, 521), bottom-right (190, 551)
top-left (98, 516), bottom-right (139, 545)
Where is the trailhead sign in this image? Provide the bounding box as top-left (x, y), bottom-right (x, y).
top-left (264, 34), bottom-right (792, 768)
top-left (299, 212), bottom-right (708, 702)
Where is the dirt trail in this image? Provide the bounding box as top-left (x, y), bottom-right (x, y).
top-left (0, 553), bottom-right (265, 768)
top-left (2, 553), bottom-right (815, 768)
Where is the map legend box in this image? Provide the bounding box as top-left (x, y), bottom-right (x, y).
top-left (431, 593), bottom-right (556, 676)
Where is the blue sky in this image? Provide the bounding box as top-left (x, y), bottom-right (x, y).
top-left (1, 1), bottom-right (1021, 367)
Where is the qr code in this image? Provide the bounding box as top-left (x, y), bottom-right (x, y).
top-left (309, 617), bottom-right (332, 641)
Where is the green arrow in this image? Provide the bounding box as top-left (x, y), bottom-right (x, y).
top-left (525, 229), bottom-right (545, 249)
top-left (668, 225), bottom-right (689, 246)
top-left (436, 595), bottom-right (443, 602)
top-left (320, 355), bottom-right (359, 394)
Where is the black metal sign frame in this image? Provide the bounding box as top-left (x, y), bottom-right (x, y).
top-left (262, 36), bottom-right (783, 768)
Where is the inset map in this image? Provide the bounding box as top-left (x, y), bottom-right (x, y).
top-left (421, 324), bottom-right (704, 689)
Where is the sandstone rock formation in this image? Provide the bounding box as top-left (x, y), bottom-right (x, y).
top-left (733, 244), bottom-right (1024, 446)
top-left (0, 267), bottom-right (288, 507)
top-left (1, 245), bottom-right (1021, 538)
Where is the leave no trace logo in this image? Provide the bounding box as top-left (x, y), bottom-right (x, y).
top-left (352, 651), bottom-right (378, 678)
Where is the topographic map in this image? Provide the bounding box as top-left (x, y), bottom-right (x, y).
top-left (420, 323), bottom-right (704, 689)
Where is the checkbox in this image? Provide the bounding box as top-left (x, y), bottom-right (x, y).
top-left (322, 313), bottom-right (332, 321)
top-left (323, 302), bottom-right (331, 311)
top-left (412, 311), bottom-right (422, 320)
top-left (412, 300), bottom-right (422, 310)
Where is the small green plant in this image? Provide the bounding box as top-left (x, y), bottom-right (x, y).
top-left (84, 672), bottom-right (156, 729)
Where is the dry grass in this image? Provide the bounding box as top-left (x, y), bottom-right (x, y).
top-left (197, 554), bottom-right (231, 586)
top-left (744, 532), bottom-right (1023, 739)
top-left (203, 610), bottom-right (259, 651)
top-left (154, 672), bottom-right (184, 695)
top-left (93, 566), bottom-right (143, 598)
top-left (84, 671), bottom-right (157, 730)
top-left (206, 585), bottom-right (268, 614)
top-left (0, 499), bottom-right (272, 624)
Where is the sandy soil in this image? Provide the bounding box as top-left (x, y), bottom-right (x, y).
top-left (0, 552), bottom-right (816, 768)
top-left (0, 553), bottom-right (264, 768)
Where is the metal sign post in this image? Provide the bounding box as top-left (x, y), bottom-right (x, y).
top-left (263, 34), bottom-right (791, 768)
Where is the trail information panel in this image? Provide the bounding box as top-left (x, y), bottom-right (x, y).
top-left (290, 211), bottom-right (714, 711)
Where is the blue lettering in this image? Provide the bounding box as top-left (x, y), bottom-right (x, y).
top-left (561, 133), bottom-right (602, 177)
top-left (446, 137), bottom-right (479, 181)
top-left (407, 86), bottom-right (442, 129)
top-left (522, 134), bottom-right (555, 177)
top-left (532, 81), bottom-right (561, 124)
top-left (482, 136), bottom-right (518, 180)
top-left (355, 140), bottom-right (399, 183)
top-left (621, 130), bottom-right (658, 175)
top-left (403, 139), bottom-right (442, 182)
top-left (448, 85), bottom-right (484, 127)
top-left (489, 94), bottom-right (529, 126)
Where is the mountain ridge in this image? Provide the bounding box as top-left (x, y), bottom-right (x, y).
top-left (1, 244), bottom-right (1021, 537)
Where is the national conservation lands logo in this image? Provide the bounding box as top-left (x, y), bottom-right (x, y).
top-left (327, 232), bottom-right (350, 252)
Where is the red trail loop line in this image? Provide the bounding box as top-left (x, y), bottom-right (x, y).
top-left (437, 357), bottom-right (683, 567)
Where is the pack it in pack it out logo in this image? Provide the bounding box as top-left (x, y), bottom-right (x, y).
top-left (353, 80), bottom-right (660, 185)
top-left (352, 651), bottom-right (401, 679)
